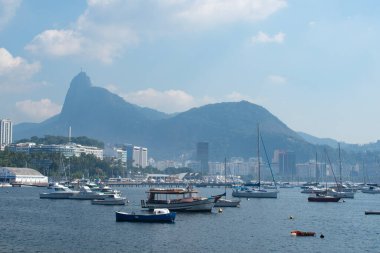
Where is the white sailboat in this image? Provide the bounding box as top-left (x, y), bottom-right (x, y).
top-left (327, 144), bottom-right (355, 199)
top-left (232, 125), bottom-right (278, 198)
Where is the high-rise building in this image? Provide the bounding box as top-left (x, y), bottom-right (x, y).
top-left (139, 148), bottom-right (148, 168)
top-left (196, 142), bottom-right (209, 175)
top-left (125, 144), bottom-right (134, 169)
top-left (278, 151), bottom-right (296, 178)
top-left (0, 119), bottom-right (12, 151)
top-left (132, 146), bottom-right (141, 167)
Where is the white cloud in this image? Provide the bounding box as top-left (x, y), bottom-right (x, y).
top-left (25, 30), bottom-right (82, 56)
top-left (251, 31), bottom-right (285, 44)
top-left (172, 0), bottom-right (287, 26)
top-left (26, 0), bottom-right (285, 63)
top-left (122, 88), bottom-right (196, 113)
top-left (26, 1), bottom-right (138, 64)
top-left (0, 48), bottom-right (41, 92)
top-left (0, 0), bottom-right (21, 30)
top-left (267, 74), bottom-right (287, 85)
top-left (225, 91), bottom-right (254, 102)
top-left (15, 99), bottom-right (62, 122)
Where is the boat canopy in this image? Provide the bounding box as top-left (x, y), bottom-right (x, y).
top-left (146, 188), bottom-right (198, 194)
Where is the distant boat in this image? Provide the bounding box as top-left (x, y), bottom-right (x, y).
top-left (141, 188), bottom-right (218, 212)
top-left (364, 210), bottom-right (380, 215)
top-left (308, 194), bottom-right (341, 202)
top-left (69, 186), bottom-right (106, 200)
top-left (92, 194), bottom-right (126, 205)
top-left (116, 208), bottom-right (176, 223)
top-left (326, 144), bottom-right (355, 199)
top-left (40, 183), bottom-right (79, 199)
top-left (214, 158), bottom-right (241, 208)
top-left (232, 125), bottom-right (278, 198)
top-left (361, 186), bottom-right (380, 194)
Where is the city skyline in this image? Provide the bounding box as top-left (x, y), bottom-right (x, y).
top-left (2, 1), bottom-right (380, 144)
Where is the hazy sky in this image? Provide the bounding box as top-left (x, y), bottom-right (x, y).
top-left (1, 0), bottom-right (380, 144)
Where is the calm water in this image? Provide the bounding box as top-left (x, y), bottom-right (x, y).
top-left (0, 186), bottom-right (380, 253)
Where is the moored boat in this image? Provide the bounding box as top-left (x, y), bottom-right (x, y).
top-left (365, 210), bottom-right (380, 215)
top-left (361, 186), bottom-right (380, 194)
top-left (69, 186), bottom-right (106, 200)
top-left (116, 208), bottom-right (176, 223)
top-left (40, 183), bottom-right (79, 199)
top-left (214, 198), bottom-right (241, 207)
top-left (92, 194), bottom-right (126, 205)
top-left (290, 230), bottom-right (316, 236)
top-left (308, 194), bottom-right (341, 202)
top-left (141, 188), bottom-right (218, 212)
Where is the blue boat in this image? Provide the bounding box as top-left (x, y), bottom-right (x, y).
top-left (115, 208), bottom-right (176, 223)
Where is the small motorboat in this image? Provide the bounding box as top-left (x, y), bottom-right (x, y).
top-left (116, 208), bottom-right (176, 223)
top-left (290, 230), bottom-right (316, 237)
top-left (92, 194), bottom-right (126, 205)
top-left (365, 210), bottom-right (380, 215)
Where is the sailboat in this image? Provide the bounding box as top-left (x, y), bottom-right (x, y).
top-left (232, 125), bottom-right (278, 198)
top-left (308, 151), bottom-right (341, 202)
top-left (214, 158), bottom-right (241, 207)
top-left (326, 144), bottom-right (355, 199)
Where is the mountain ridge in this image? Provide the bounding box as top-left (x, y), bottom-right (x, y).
top-left (13, 72), bottom-right (325, 161)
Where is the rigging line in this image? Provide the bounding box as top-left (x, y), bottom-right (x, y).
top-left (260, 134), bottom-right (277, 189)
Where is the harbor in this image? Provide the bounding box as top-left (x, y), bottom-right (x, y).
top-left (1, 185), bottom-right (380, 253)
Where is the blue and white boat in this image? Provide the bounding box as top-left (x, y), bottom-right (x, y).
top-left (115, 208), bottom-right (176, 223)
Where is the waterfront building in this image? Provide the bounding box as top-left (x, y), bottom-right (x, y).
top-left (196, 142), bottom-right (209, 175)
top-left (8, 143), bottom-right (103, 159)
top-left (0, 167), bottom-right (48, 186)
top-left (0, 119), bottom-right (12, 151)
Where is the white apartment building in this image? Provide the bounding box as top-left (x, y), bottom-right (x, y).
top-left (0, 119), bottom-right (12, 150)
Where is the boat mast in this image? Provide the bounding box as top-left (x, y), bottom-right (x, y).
top-left (224, 157), bottom-right (227, 196)
top-left (338, 143), bottom-right (342, 191)
top-left (257, 124), bottom-right (260, 190)
top-left (315, 152), bottom-right (318, 184)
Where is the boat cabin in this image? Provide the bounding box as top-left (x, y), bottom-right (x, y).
top-left (146, 188), bottom-right (200, 204)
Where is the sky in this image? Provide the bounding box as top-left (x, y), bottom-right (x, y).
top-left (1, 0), bottom-right (380, 144)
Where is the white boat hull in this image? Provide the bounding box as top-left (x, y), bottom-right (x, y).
top-left (327, 191), bottom-right (355, 198)
top-left (40, 192), bottom-right (78, 199)
top-left (362, 189), bottom-right (380, 194)
top-left (232, 190), bottom-right (278, 198)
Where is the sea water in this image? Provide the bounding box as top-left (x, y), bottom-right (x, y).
top-left (0, 187), bottom-right (379, 253)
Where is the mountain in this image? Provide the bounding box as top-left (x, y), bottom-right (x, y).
top-left (297, 132), bottom-right (338, 148)
top-left (14, 72), bottom-right (321, 161)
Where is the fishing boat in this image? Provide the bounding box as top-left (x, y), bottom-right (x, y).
top-left (141, 188), bottom-right (219, 212)
top-left (92, 193), bottom-right (126, 205)
top-left (214, 158), bottom-right (241, 207)
top-left (40, 183), bottom-right (79, 199)
top-left (364, 210), bottom-right (380, 215)
top-left (232, 125), bottom-right (278, 198)
top-left (116, 208), bottom-right (176, 223)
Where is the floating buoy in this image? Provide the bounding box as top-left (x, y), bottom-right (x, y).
top-left (289, 216), bottom-right (294, 220)
top-left (320, 234), bottom-right (325, 239)
top-left (290, 230), bottom-right (316, 237)
top-left (218, 208), bottom-right (223, 213)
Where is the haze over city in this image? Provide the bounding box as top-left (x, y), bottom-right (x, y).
top-left (1, 0), bottom-right (380, 143)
